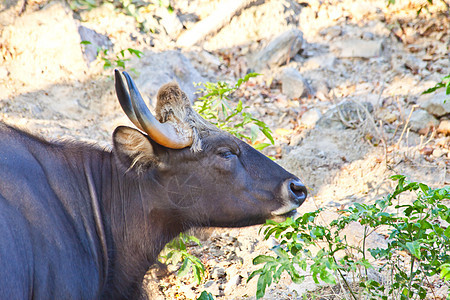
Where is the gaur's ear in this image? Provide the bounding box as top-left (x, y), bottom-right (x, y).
top-left (113, 126), bottom-right (160, 171)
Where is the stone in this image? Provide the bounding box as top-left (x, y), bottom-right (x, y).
top-left (420, 91), bottom-right (450, 117)
top-left (408, 109), bottom-right (439, 132)
top-left (378, 108), bottom-right (397, 123)
top-left (323, 26), bottom-right (343, 39)
top-left (203, 280), bottom-right (221, 296)
top-left (280, 67), bottom-right (312, 99)
top-left (438, 119), bottom-right (450, 135)
top-left (78, 25), bottom-right (112, 64)
top-left (303, 54), bottom-right (336, 70)
top-left (131, 50), bottom-right (206, 104)
top-left (404, 54), bottom-right (427, 74)
top-left (300, 108), bottom-right (322, 128)
top-left (361, 31), bottom-right (375, 40)
top-left (432, 148), bottom-right (446, 158)
top-left (250, 28), bottom-right (304, 71)
top-left (332, 39), bottom-right (384, 58)
top-left (211, 267), bottom-right (226, 280)
top-left (157, 7), bottom-right (183, 39)
top-left (224, 274), bottom-right (242, 294)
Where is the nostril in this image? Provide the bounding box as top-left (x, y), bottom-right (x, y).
top-left (289, 180), bottom-right (307, 203)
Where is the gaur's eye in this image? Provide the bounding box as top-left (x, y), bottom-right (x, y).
top-left (217, 149), bottom-right (235, 159)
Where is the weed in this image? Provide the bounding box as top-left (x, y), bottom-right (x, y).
top-left (423, 73), bottom-right (450, 102)
top-left (159, 233), bottom-right (205, 285)
top-left (249, 175), bottom-right (450, 299)
top-left (194, 73), bottom-right (274, 151)
top-left (80, 41), bottom-right (143, 72)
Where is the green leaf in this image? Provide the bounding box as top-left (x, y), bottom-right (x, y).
top-left (405, 241), bottom-right (421, 259)
top-left (253, 255), bottom-right (276, 265)
top-left (197, 291), bottom-right (215, 300)
top-left (80, 40), bottom-right (92, 45)
top-left (256, 270), bottom-right (270, 299)
top-left (440, 264), bottom-right (450, 281)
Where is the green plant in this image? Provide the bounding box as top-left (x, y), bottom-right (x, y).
top-left (249, 175), bottom-right (450, 299)
top-left (197, 291), bottom-right (215, 300)
top-left (194, 73), bottom-right (274, 151)
top-left (423, 73), bottom-right (450, 102)
top-left (80, 41), bottom-right (143, 71)
top-left (386, 0), bottom-right (449, 15)
top-left (69, 0), bottom-right (173, 32)
top-left (159, 233), bottom-right (205, 284)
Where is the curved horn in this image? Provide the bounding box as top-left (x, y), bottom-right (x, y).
top-left (114, 70), bottom-right (193, 149)
top-left (114, 70), bottom-right (144, 132)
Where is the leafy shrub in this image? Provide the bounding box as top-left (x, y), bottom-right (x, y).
top-left (423, 73), bottom-right (450, 102)
top-left (159, 233), bottom-right (205, 284)
top-left (194, 73), bottom-right (274, 151)
top-left (80, 41), bottom-right (143, 71)
top-left (249, 175), bottom-right (450, 299)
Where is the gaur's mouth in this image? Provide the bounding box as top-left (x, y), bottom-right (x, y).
top-left (271, 202), bottom-right (299, 216)
top-left (270, 206), bottom-right (299, 222)
top-left (281, 209), bottom-right (298, 218)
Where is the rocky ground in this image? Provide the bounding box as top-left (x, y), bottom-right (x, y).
top-left (0, 0), bottom-right (449, 298)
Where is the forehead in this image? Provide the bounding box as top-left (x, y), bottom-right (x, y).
top-left (200, 130), bottom-right (241, 151)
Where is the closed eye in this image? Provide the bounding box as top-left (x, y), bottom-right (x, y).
top-left (217, 149), bottom-right (235, 159)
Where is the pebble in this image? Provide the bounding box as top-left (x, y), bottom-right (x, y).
top-left (211, 267), bottom-right (226, 280)
top-left (333, 38), bottom-right (384, 58)
top-left (420, 91), bottom-right (450, 117)
top-left (300, 108), bottom-right (322, 128)
top-left (280, 67), bottom-right (312, 99)
top-left (438, 119), bottom-right (450, 135)
top-left (432, 148), bottom-right (446, 158)
top-left (408, 109), bottom-right (439, 132)
top-left (250, 28), bottom-right (304, 71)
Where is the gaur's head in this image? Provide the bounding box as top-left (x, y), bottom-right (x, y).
top-left (113, 70), bottom-right (307, 227)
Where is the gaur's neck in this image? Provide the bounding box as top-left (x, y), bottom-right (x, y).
top-left (99, 153), bottom-right (186, 299)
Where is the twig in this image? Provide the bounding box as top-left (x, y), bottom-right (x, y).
top-left (396, 105), bottom-right (418, 149)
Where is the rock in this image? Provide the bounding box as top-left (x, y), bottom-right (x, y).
top-left (78, 25), bottom-right (112, 64)
top-left (211, 267), bottom-right (226, 280)
top-left (378, 108), bottom-right (397, 123)
top-left (319, 25), bottom-right (342, 39)
top-left (349, 2), bottom-right (378, 20)
top-left (300, 108), bottom-right (322, 128)
top-left (432, 147), bottom-right (446, 158)
top-left (303, 54), bottom-right (336, 70)
top-left (250, 28), bottom-right (304, 71)
top-left (224, 274), bottom-right (242, 295)
top-left (361, 31), bottom-right (375, 40)
top-left (280, 67), bottom-right (313, 99)
top-left (132, 50), bottom-right (206, 104)
top-left (203, 280), bottom-right (221, 296)
top-left (408, 109), bottom-right (439, 132)
top-left (157, 7), bottom-right (183, 39)
top-left (420, 91), bottom-right (450, 117)
top-left (438, 119), bottom-right (450, 135)
top-left (332, 39), bottom-right (384, 59)
top-left (404, 54), bottom-right (427, 74)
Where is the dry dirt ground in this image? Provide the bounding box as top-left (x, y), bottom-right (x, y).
top-left (0, 0), bottom-right (449, 299)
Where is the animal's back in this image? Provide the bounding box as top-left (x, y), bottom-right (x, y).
top-left (0, 123), bottom-right (103, 299)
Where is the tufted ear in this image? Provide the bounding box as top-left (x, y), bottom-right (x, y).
top-left (113, 126), bottom-right (160, 171)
